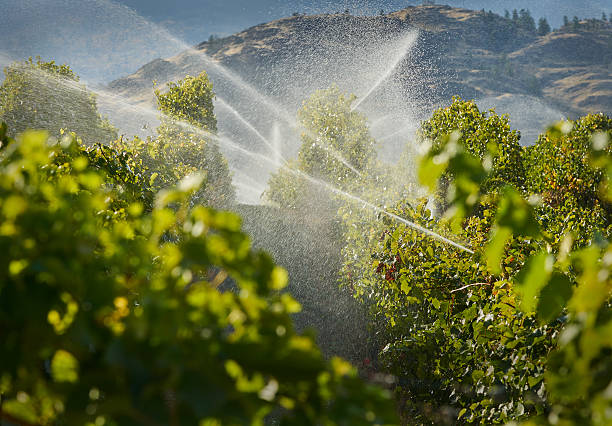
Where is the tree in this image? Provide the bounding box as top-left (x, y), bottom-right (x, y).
top-left (504, 9), bottom-right (510, 20)
top-left (0, 58), bottom-right (117, 145)
top-left (0, 127), bottom-right (397, 425)
top-left (155, 72), bottom-right (217, 133)
top-left (341, 102), bottom-right (612, 423)
top-left (538, 17), bottom-right (551, 35)
top-left (524, 114), bottom-right (612, 246)
top-left (603, 12), bottom-right (608, 22)
top-left (341, 100), bottom-right (546, 423)
top-left (573, 15), bottom-right (581, 30)
top-left (264, 85), bottom-right (376, 210)
top-left (512, 9), bottom-right (519, 22)
top-left (417, 97), bottom-right (525, 213)
top-left (115, 71), bottom-right (235, 208)
top-left (417, 118), bottom-right (612, 424)
top-left (563, 15), bottom-right (570, 27)
top-left (518, 9), bottom-right (537, 33)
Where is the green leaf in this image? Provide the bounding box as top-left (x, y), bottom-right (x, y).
top-left (496, 187), bottom-right (539, 237)
top-left (528, 375), bottom-right (544, 388)
top-left (515, 252), bottom-right (553, 313)
top-left (570, 246), bottom-right (608, 314)
top-left (1, 399), bottom-right (38, 424)
top-left (400, 276), bottom-right (411, 295)
top-left (51, 350), bottom-right (79, 383)
top-left (485, 227), bottom-right (512, 274)
top-left (536, 273), bottom-right (573, 323)
top-left (270, 266), bottom-right (288, 290)
top-left (418, 154), bottom-right (447, 191)
top-left (149, 172), bottom-right (159, 186)
top-left (458, 408), bottom-right (467, 419)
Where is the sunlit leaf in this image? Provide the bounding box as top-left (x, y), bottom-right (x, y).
top-left (51, 350), bottom-right (79, 383)
top-left (485, 227), bottom-right (512, 274)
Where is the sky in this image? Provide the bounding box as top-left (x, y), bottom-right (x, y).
top-left (0, 0), bottom-right (610, 83)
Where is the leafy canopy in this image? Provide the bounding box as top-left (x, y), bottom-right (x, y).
top-left (265, 85), bottom-right (376, 209)
top-left (418, 97), bottom-right (525, 194)
top-left (0, 58), bottom-right (117, 145)
top-left (342, 97), bottom-right (612, 424)
top-left (114, 71), bottom-right (235, 208)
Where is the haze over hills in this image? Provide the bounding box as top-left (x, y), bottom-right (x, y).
top-left (109, 4), bottom-right (612, 152)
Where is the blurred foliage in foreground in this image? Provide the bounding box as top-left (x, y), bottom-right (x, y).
top-left (0, 126), bottom-right (396, 425)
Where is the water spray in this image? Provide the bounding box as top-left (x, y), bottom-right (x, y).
top-left (288, 169), bottom-right (475, 254)
top-left (377, 122), bottom-right (414, 142)
top-left (215, 96), bottom-right (288, 162)
top-left (351, 31), bottom-right (418, 112)
top-left (0, 31), bottom-right (471, 255)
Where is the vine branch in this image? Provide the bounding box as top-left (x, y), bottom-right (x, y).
top-left (450, 282), bottom-right (491, 293)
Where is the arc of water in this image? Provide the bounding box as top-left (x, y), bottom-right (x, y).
top-left (351, 31), bottom-right (419, 112)
top-left (1, 57), bottom-right (260, 166)
top-left (3, 61), bottom-right (158, 129)
top-left (96, 0), bottom-right (295, 125)
top-left (207, 58), bottom-right (363, 177)
top-left (378, 122), bottom-right (414, 142)
top-left (271, 122), bottom-right (282, 166)
top-left (7, 1), bottom-right (413, 192)
top-left (370, 114), bottom-right (406, 129)
top-left (288, 168), bottom-right (474, 254)
top-left (217, 95), bottom-right (363, 179)
top-left (92, 71), bottom-right (473, 252)
top-left (189, 53), bottom-right (297, 126)
top-left (1, 57), bottom-right (278, 203)
top-left (234, 179), bottom-right (267, 195)
top-left (217, 134), bottom-right (281, 167)
top-left (208, 73), bottom-right (361, 177)
top-left (2, 57), bottom-right (239, 154)
top-left (307, 134), bottom-right (364, 178)
top-left (217, 132), bottom-right (472, 254)
top-left (215, 96), bottom-right (288, 162)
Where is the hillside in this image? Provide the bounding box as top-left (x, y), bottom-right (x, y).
top-left (108, 5), bottom-right (611, 148)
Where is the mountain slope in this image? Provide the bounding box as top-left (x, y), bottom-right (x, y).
top-left (108, 5), bottom-right (611, 150)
